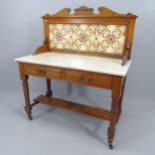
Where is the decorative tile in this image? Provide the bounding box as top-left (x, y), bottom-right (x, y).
top-left (49, 24), bottom-right (126, 55)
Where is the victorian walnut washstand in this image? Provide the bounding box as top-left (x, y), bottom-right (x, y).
top-left (15, 6), bottom-right (137, 149)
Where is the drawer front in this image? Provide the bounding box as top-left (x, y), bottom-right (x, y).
top-left (65, 70), bottom-right (112, 89)
top-left (23, 64), bottom-right (61, 79)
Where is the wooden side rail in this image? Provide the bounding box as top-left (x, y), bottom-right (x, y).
top-left (33, 95), bottom-right (111, 121)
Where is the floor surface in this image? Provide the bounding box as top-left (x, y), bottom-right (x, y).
top-left (0, 91), bottom-right (155, 155)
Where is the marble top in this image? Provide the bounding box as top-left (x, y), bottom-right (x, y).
top-left (15, 52), bottom-right (131, 76)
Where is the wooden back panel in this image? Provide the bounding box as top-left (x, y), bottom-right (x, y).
top-left (40, 6), bottom-right (137, 60)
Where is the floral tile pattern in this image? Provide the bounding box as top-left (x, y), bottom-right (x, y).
top-left (49, 24), bottom-right (126, 55)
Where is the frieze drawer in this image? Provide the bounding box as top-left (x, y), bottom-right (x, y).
top-left (65, 70), bottom-right (112, 89)
top-left (23, 64), bottom-right (61, 79)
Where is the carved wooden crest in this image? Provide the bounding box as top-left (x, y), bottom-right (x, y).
top-left (42, 6), bottom-right (137, 18)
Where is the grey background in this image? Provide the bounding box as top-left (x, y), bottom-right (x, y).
top-left (0, 0), bottom-right (155, 101)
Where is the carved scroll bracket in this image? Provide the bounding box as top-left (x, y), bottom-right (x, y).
top-left (42, 6), bottom-right (137, 18)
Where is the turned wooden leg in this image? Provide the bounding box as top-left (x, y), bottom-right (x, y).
top-left (108, 97), bottom-right (120, 149)
top-left (22, 75), bottom-right (32, 120)
top-left (108, 77), bottom-right (123, 149)
top-left (46, 79), bottom-right (53, 97)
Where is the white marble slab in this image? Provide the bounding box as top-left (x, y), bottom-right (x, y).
top-left (15, 52), bottom-right (131, 76)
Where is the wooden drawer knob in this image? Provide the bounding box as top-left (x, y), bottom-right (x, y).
top-left (80, 77), bottom-right (92, 82)
top-left (36, 69), bottom-right (47, 75)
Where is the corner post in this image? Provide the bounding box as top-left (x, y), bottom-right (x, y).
top-left (46, 79), bottom-right (53, 97)
top-left (117, 77), bottom-right (126, 120)
top-left (22, 75), bottom-right (32, 120)
top-left (108, 76), bottom-right (123, 149)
